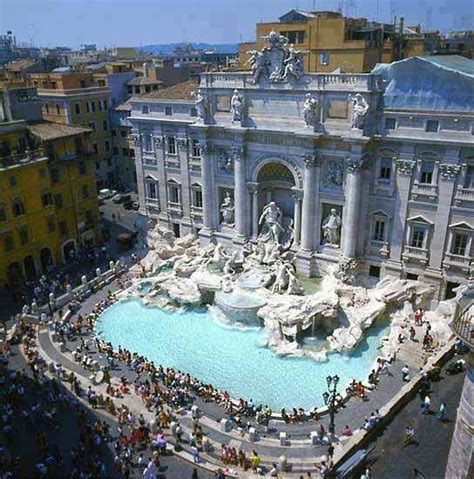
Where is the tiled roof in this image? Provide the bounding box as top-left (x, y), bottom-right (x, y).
top-left (6, 60), bottom-right (37, 72)
top-left (128, 76), bottom-right (163, 86)
top-left (138, 80), bottom-right (198, 100)
top-left (27, 122), bottom-right (91, 141)
top-left (115, 101), bottom-right (132, 111)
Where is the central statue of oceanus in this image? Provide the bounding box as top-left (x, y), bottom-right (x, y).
top-left (258, 201), bottom-right (294, 248)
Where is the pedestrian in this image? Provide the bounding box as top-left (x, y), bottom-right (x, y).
top-left (192, 467), bottom-right (199, 479)
top-left (409, 326), bottom-right (416, 341)
top-left (192, 444), bottom-right (200, 464)
top-left (437, 402), bottom-right (446, 421)
top-left (421, 395), bottom-right (431, 414)
top-left (402, 365), bottom-right (410, 382)
top-left (403, 424), bottom-right (415, 446)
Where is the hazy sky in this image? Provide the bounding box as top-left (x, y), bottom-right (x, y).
top-left (1, 0), bottom-right (473, 48)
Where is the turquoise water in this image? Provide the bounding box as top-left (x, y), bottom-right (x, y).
top-left (96, 300), bottom-right (388, 410)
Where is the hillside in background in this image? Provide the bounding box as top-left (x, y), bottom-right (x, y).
top-left (139, 43), bottom-right (238, 55)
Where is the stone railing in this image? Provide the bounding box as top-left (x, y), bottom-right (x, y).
top-left (412, 182), bottom-right (438, 199)
top-left (403, 245), bottom-right (429, 264)
top-left (201, 72), bottom-right (382, 92)
top-left (443, 253), bottom-right (472, 272)
top-left (0, 149), bottom-right (47, 168)
top-left (455, 187), bottom-right (474, 202)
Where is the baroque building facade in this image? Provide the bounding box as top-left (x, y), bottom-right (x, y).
top-left (130, 40), bottom-right (474, 300)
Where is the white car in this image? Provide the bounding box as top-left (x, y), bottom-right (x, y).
top-left (98, 188), bottom-right (117, 200)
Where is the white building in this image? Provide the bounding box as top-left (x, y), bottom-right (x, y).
top-left (130, 47), bottom-right (474, 300)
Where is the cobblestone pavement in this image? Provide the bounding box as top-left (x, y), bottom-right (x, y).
top-left (366, 360), bottom-right (466, 479)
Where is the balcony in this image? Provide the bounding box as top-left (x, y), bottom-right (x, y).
top-left (165, 158), bottom-right (180, 170)
top-left (454, 187), bottom-right (474, 205)
top-left (167, 202), bottom-right (182, 216)
top-left (402, 245), bottom-right (429, 264)
top-left (366, 241), bottom-right (390, 258)
top-left (443, 253), bottom-right (472, 272)
top-left (0, 149), bottom-right (48, 168)
top-left (411, 182), bottom-right (438, 201)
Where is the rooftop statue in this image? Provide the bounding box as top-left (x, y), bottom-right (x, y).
top-left (230, 89), bottom-right (244, 123)
top-left (349, 93), bottom-right (369, 130)
top-left (302, 93), bottom-right (320, 128)
top-left (191, 89), bottom-right (210, 123)
top-left (247, 30), bottom-right (307, 84)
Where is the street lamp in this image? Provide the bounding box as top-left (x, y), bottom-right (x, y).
top-left (323, 374), bottom-right (341, 439)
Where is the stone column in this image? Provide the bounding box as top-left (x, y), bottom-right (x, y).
top-left (430, 159), bottom-right (461, 269)
top-left (291, 189), bottom-right (303, 246)
top-left (233, 145), bottom-right (247, 242)
top-left (199, 142), bottom-right (215, 232)
top-left (341, 157), bottom-right (363, 258)
top-left (300, 155), bottom-right (318, 252)
top-left (247, 184), bottom-right (259, 239)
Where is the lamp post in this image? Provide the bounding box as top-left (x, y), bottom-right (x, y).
top-left (323, 374), bottom-right (341, 440)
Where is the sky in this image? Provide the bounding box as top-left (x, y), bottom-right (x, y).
top-left (1, 0), bottom-right (473, 48)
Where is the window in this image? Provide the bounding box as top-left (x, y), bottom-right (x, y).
top-left (9, 176), bottom-right (17, 188)
top-left (191, 139), bottom-right (201, 157)
top-left (165, 106), bottom-right (172, 116)
top-left (12, 199), bottom-right (25, 217)
top-left (3, 233), bottom-right (14, 252)
top-left (129, 148), bottom-right (135, 157)
top-left (105, 140), bottom-right (110, 152)
top-left (385, 118), bottom-right (396, 130)
top-left (451, 232), bottom-right (469, 256)
top-left (88, 121), bottom-right (96, 133)
top-left (91, 101), bottom-right (96, 112)
top-left (47, 217), bottom-right (56, 233)
top-left (147, 181), bottom-right (157, 199)
top-left (82, 185), bottom-right (89, 199)
top-left (369, 265), bottom-right (380, 278)
top-left (190, 107), bottom-right (197, 117)
top-left (168, 182), bottom-right (180, 203)
top-left (120, 130), bottom-right (127, 138)
top-left (93, 143), bottom-right (99, 154)
top-left (103, 99), bottom-right (108, 110)
top-left (142, 105), bottom-right (149, 114)
top-left (112, 129), bottom-right (117, 137)
top-left (420, 161), bottom-right (434, 184)
top-left (0, 204), bottom-right (6, 222)
top-left (319, 52), bottom-right (330, 66)
top-left (410, 225), bottom-right (426, 248)
top-left (464, 165), bottom-right (474, 189)
top-left (75, 103), bottom-right (81, 114)
top-left (79, 161), bottom-right (86, 175)
top-left (19, 228), bottom-right (28, 246)
top-left (113, 146), bottom-right (119, 155)
top-left (45, 103), bottom-right (49, 114)
top-left (98, 100), bottom-right (103, 111)
top-left (54, 193), bottom-right (63, 208)
top-left (56, 104), bottom-right (60, 115)
top-left (102, 120), bottom-right (108, 131)
top-left (193, 188), bottom-right (203, 208)
top-left (41, 192), bottom-right (53, 207)
top-left (50, 167), bottom-right (60, 184)
top-left (59, 220), bottom-right (67, 237)
top-left (426, 120), bottom-right (439, 132)
top-left (122, 147), bottom-right (129, 156)
top-left (167, 137), bottom-right (176, 155)
top-left (373, 220), bottom-right (386, 242)
top-left (380, 158), bottom-right (392, 180)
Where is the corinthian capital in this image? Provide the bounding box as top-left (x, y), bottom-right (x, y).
top-left (231, 144), bottom-right (245, 161)
top-left (303, 153), bottom-right (319, 167)
top-left (345, 157), bottom-right (364, 173)
top-left (199, 141), bottom-right (212, 156)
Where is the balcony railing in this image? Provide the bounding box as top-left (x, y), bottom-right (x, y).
top-left (201, 72), bottom-right (383, 92)
top-left (412, 182), bottom-right (438, 200)
top-left (403, 245), bottom-right (429, 264)
top-left (455, 187), bottom-right (474, 203)
top-left (0, 149), bottom-right (47, 168)
top-left (443, 253), bottom-right (472, 272)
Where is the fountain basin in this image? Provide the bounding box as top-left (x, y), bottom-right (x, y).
top-left (214, 290), bottom-right (267, 324)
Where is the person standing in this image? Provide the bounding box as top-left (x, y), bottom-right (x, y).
top-left (403, 424), bottom-right (415, 446)
top-left (422, 395), bottom-right (431, 414)
top-left (437, 402), bottom-right (446, 421)
top-left (402, 365), bottom-right (410, 382)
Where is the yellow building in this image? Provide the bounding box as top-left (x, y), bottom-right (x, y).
top-left (240, 10), bottom-right (426, 73)
top-left (28, 72), bottom-right (114, 188)
top-left (0, 119), bottom-right (101, 287)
